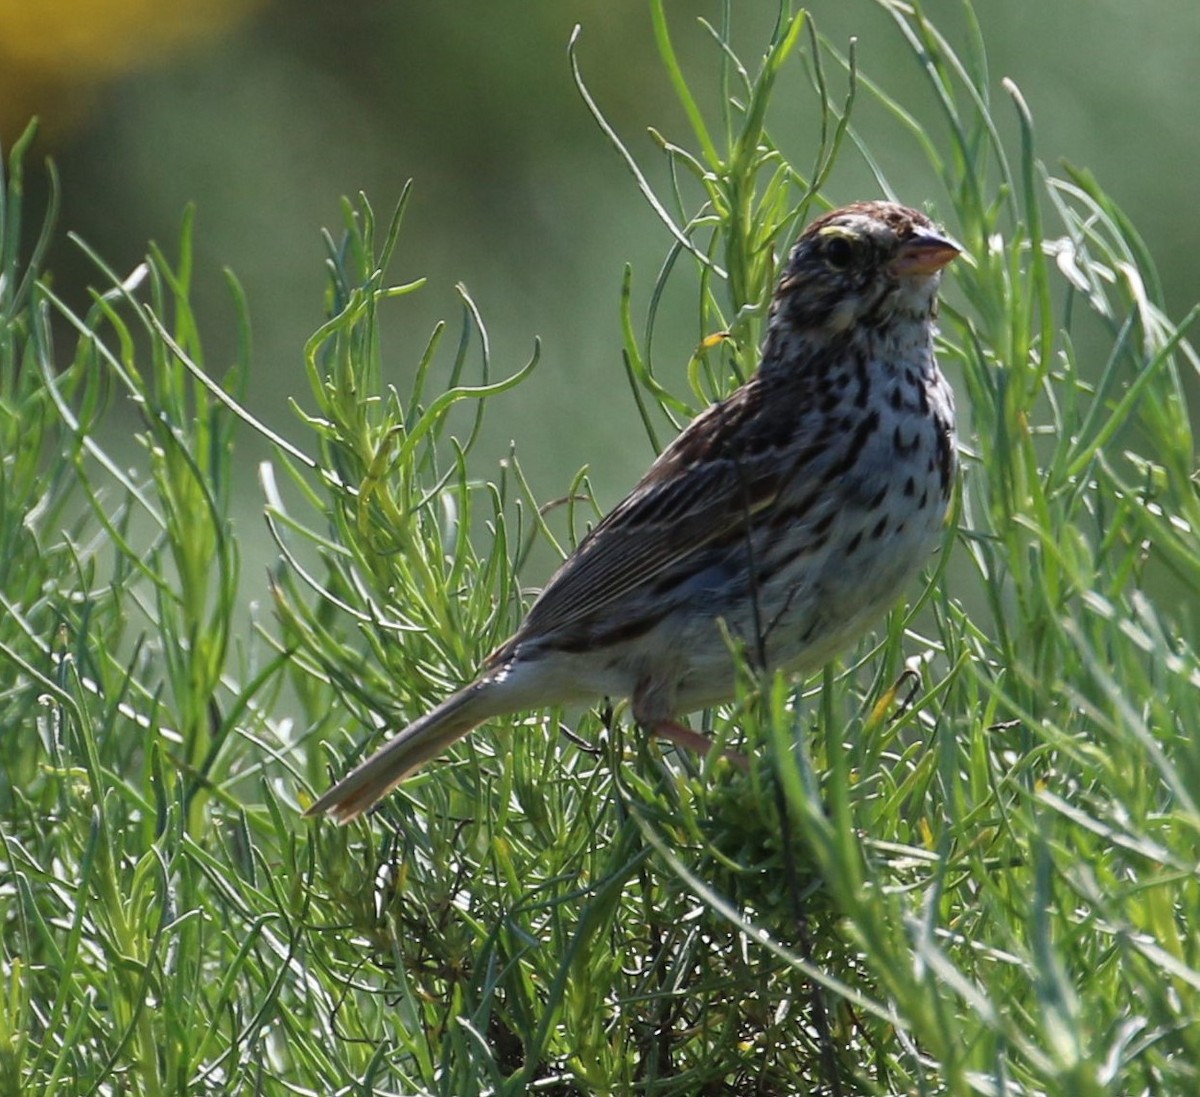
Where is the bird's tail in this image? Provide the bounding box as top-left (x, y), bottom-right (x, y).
top-left (304, 681), bottom-right (500, 824)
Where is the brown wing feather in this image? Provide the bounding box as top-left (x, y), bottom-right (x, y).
top-left (506, 377), bottom-right (796, 644)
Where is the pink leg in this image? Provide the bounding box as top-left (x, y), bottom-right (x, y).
top-left (649, 719), bottom-right (750, 772)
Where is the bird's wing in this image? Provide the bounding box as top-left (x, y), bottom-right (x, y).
top-left (510, 381), bottom-right (805, 642)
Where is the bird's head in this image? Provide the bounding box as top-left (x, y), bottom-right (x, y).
top-left (770, 201), bottom-right (960, 342)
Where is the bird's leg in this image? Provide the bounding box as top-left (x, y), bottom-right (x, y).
top-left (649, 719), bottom-right (750, 773)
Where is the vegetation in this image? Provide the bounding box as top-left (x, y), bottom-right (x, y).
top-left (2, 2), bottom-right (1198, 1093)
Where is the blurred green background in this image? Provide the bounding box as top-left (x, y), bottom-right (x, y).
top-left (5, 0), bottom-right (1198, 512)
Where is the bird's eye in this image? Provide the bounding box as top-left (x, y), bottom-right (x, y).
top-left (825, 236), bottom-right (855, 270)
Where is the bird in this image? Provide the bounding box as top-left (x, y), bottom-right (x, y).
top-left (306, 200), bottom-right (960, 824)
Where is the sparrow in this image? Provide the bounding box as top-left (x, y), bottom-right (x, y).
top-left (306, 201), bottom-right (959, 823)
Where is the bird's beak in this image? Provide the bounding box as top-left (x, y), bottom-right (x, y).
top-left (891, 230), bottom-right (962, 277)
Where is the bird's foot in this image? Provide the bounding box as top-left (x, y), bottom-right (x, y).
top-left (649, 719), bottom-right (750, 772)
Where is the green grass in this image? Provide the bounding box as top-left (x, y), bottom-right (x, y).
top-left (3, 2), bottom-right (1200, 1093)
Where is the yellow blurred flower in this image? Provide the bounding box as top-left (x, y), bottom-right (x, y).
top-left (0, 0), bottom-right (265, 139)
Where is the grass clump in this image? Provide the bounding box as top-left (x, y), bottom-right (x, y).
top-left (2, 2), bottom-right (1199, 1094)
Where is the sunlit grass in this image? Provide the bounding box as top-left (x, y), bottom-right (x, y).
top-left (2, 2), bottom-right (1198, 1093)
